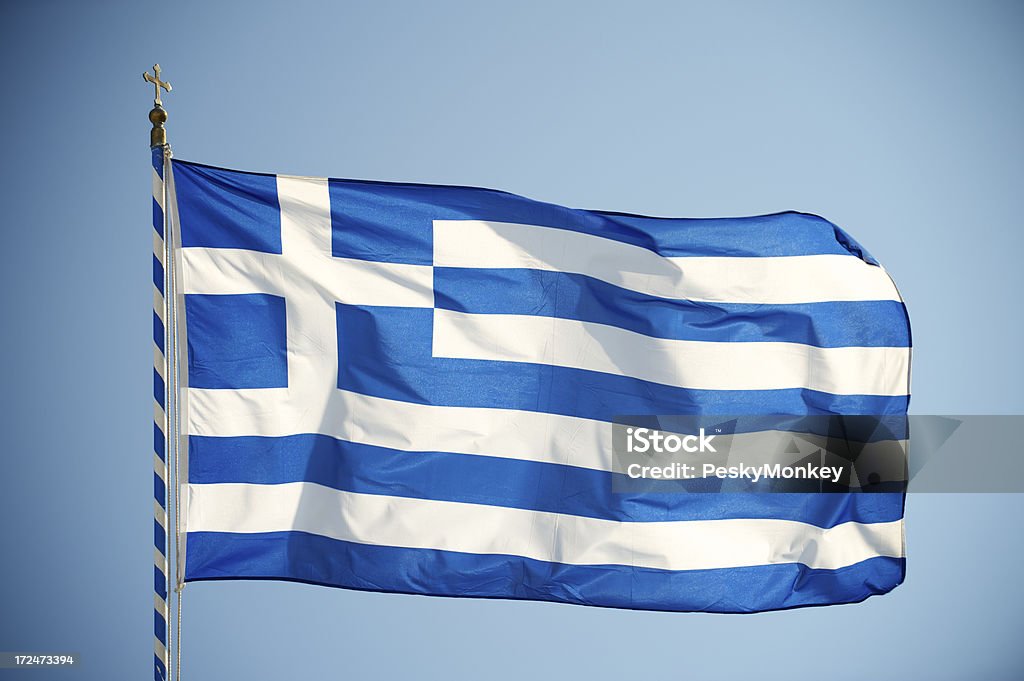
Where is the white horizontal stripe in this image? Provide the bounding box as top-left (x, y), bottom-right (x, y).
top-left (181, 247), bottom-right (433, 307)
top-left (152, 168), bottom-right (164, 210)
top-left (188, 388), bottom-right (905, 476)
top-left (155, 499), bottom-right (167, 526)
top-left (154, 592), bottom-right (167, 618)
top-left (155, 636), bottom-right (167, 662)
top-left (434, 310), bottom-right (911, 396)
top-left (190, 387), bottom-right (614, 468)
top-left (188, 482), bottom-right (904, 571)
top-left (155, 547), bottom-right (166, 569)
top-left (434, 220), bottom-right (901, 304)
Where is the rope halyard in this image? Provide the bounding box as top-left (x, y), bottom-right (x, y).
top-left (165, 144), bottom-right (186, 681)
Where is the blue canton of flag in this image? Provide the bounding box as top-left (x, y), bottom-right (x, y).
top-left (168, 160), bottom-right (910, 613)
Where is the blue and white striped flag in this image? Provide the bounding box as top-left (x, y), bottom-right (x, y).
top-left (168, 160), bottom-right (910, 613)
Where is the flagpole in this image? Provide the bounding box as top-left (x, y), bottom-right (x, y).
top-left (146, 64), bottom-right (175, 681)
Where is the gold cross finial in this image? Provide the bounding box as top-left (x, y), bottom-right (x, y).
top-left (144, 64), bottom-right (172, 147)
top-left (143, 64), bottom-right (172, 106)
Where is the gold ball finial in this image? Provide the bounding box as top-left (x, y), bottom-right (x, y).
top-left (149, 104), bottom-right (168, 148)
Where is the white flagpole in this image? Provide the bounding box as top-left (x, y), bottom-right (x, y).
top-left (145, 63), bottom-right (178, 681)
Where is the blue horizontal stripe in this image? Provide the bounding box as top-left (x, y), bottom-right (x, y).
top-left (336, 304), bottom-right (910, 419)
top-left (155, 655), bottom-right (167, 681)
top-left (620, 413), bottom-right (907, 441)
top-left (593, 210), bottom-right (879, 264)
top-left (434, 268), bottom-right (910, 348)
top-left (185, 530), bottom-right (904, 613)
top-left (170, 161), bottom-right (875, 267)
top-left (322, 173), bottom-right (877, 266)
top-left (189, 434), bottom-right (904, 527)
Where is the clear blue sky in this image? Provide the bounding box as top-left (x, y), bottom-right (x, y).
top-left (1, 1), bottom-right (1022, 679)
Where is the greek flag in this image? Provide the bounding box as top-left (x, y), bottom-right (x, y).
top-left (169, 160), bottom-right (910, 613)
